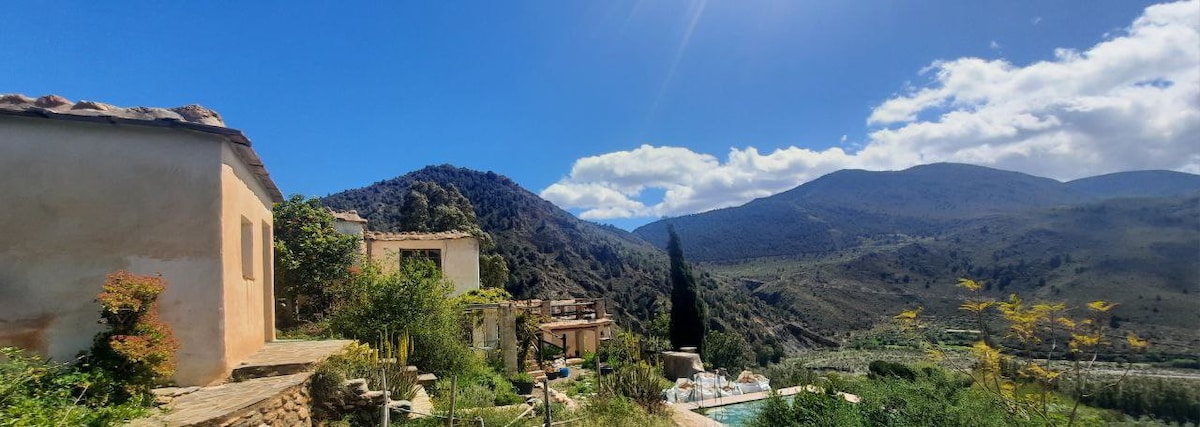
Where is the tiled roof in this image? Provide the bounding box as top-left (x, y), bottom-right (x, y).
top-left (0, 94), bottom-right (283, 202)
top-left (365, 231), bottom-right (474, 241)
top-left (329, 209), bottom-right (368, 223)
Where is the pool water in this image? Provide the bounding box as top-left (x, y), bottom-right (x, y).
top-left (699, 395), bottom-right (794, 426)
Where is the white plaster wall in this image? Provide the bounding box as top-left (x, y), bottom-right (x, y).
top-left (444, 238), bottom-right (481, 296)
top-left (366, 237), bottom-right (480, 295)
top-left (333, 220), bottom-right (364, 237)
top-left (0, 116), bottom-right (227, 385)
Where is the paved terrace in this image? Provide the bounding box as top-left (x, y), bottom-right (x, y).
top-left (133, 373), bottom-right (311, 427)
top-left (231, 340), bottom-right (354, 381)
top-left (131, 340), bottom-right (353, 426)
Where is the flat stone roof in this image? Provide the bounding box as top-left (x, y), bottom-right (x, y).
top-left (366, 230), bottom-right (474, 241)
top-left (330, 209), bottom-right (368, 223)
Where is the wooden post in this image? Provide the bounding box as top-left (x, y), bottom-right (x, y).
top-left (381, 365), bottom-right (389, 427)
top-left (448, 376), bottom-right (458, 427)
top-left (542, 377), bottom-right (552, 427)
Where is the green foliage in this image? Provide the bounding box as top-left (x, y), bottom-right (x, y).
top-left (557, 374), bottom-right (598, 398)
top-left (273, 194), bottom-right (361, 322)
top-left (648, 309), bottom-right (670, 340)
top-left (667, 226), bottom-right (706, 352)
top-left (750, 365), bottom-right (1049, 427)
top-left (581, 351), bottom-right (598, 370)
top-left (311, 342), bottom-right (419, 424)
top-left (761, 358), bottom-right (822, 389)
top-left (89, 270), bottom-right (178, 400)
top-left (598, 362), bottom-right (670, 414)
top-left (321, 165), bottom-right (793, 359)
top-left (597, 331), bottom-right (641, 370)
top-left (1, 347), bottom-right (148, 426)
top-left (479, 253), bottom-right (509, 289)
top-left (328, 261), bottom-right (475, 377)
top-left (868, 360), bottom-right (917, 381)
top-left (427, 365), bottom-right (522, 410)
top-left (396, 180), bottom-right (493, 249)
top-left (507, 372), bottom-right (533, 384)
top-left (1060, 375), bottom-right (1200, 425)
top-left (452, 287), bottom-right (513, 305)
top-left (750, 390), bottom-right (864, 427)
top-left (513, 310), bottom-right (545, 372)
top-left (576, 395), bottom-right (674, 427)
top-left (702, 330), bottom-right (750, 371)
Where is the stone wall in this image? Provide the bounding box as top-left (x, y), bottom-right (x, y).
top-left (220, 376), bottom-right (312, 427)
top-left (136, 373), bottom-right (315, 427)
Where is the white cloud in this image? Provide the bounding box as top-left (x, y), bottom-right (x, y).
top-left (541, 1), bottom-right (1200, 220)
top-left (990, 40), bottom-right (1002, 50)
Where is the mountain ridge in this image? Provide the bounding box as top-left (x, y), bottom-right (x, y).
top-left (632, 163), bottom-right (1200, 353)
top-left (321, 165), bottom-right (805, 352)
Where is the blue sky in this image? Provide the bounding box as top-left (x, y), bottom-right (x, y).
top-left (4, 1), bottom-right (1196, 229)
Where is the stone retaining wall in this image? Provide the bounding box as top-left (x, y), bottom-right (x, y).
top-left (220, 376), bottom-right (312, 427)
top-left (132, 373), bottom-right (315, 427)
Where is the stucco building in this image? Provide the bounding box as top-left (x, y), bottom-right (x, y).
top-left (330, 209), bottom-right (368, 237)
top-left (0, 94), bottom-right (283, 386)
top-left (364, 231), bottom-right (480, 295)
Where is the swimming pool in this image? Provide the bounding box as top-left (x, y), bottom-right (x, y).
top-left (699, 395), bottom-right (795, 426)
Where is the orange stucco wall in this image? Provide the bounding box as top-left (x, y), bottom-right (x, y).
top-left (219, 142), bottom-right (276, 372)
top-left (0, 116), bottom-right (275, 386)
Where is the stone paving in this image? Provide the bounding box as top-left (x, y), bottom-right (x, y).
top-left (231, 339), bottom-right (353, 381)
top-left (409, 385), bottom-right (434, 418)
top-left (131, 339), bottom-right (353, 426)
top-left (133, 373), bottom-right (311, 427)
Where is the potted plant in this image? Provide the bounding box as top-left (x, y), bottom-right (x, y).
top-left (509, 372), bottom-right (534, 395)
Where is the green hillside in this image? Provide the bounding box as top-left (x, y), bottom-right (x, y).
top-left (634, 164), bottom-right (1200, 354)
top-left (321, 165), bottom-right (803, 351)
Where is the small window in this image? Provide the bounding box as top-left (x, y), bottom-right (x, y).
top-left (400, 249), bottom-right (441, 270)
top-left (241, 216), bottom-right (255, 279)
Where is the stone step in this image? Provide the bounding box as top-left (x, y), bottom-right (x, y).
top-left (231, 340), bottom-right (353, 381)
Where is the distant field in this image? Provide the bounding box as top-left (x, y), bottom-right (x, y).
top-left (787, 348), bottom-right (1200, 381)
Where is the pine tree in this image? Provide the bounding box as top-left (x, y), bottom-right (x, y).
top-left (668, 225), bottom-right (706, 351)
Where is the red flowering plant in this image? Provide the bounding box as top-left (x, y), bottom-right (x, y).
top-left (88, 271), bottom-right (179, 399)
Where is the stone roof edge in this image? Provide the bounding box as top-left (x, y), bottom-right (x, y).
top-left (0, 106), bottom-right (284, 203)
top-left (365, 231), bottom-right (475, 241)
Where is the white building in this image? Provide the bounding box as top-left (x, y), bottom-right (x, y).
top-left (364, 231), bottom-right (481, 296)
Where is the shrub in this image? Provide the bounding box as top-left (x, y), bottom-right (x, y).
top-left (1061, 375), bottom-right (1200, 424)
top-left (702, 331), bottom-right (750, 371)
top-left (751, 390), bottom-right (864, 427)
top-left (761, 358), bottom-right (821, 388)
top-left (597, 331), bottom-right (641, 369)
top-left (1, 347), bottom-right (147, 426)
top-left (508, 372), bottom-right (533, 384)
top-left (329, 261), bottom-right (477, 377)
top-left (598, 362), bottom-right (669, 414)
top-left (576, 395), bottom-right (673, 427)
top-left (581, 351), bottom-right (598, 370)
top-left (88, 271), bottom-right (178, 399)
top-left (273, 195), bottom-right (361, 324)
top-left (310, 341), bottom-right (418, 424)
top-left (867, 360), bottom-right (917, 381)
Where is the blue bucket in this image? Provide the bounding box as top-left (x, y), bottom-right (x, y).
top-left (559, 367), bottom-right (570, 378)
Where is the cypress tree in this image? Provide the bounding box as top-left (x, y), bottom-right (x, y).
top-left (668, 225), bottom-right (706, 351)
